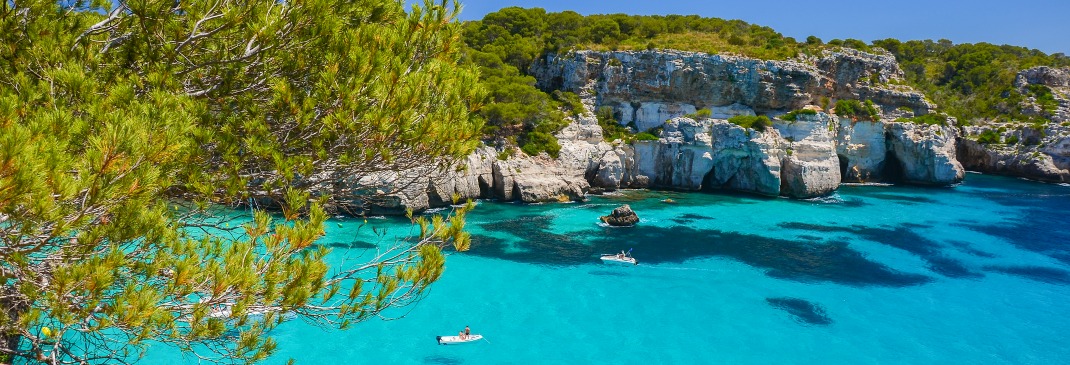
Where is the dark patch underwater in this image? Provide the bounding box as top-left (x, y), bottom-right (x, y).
top-left (466, 220), bottom-right (930, 287)
top-left (984, 265), bottom-right (1070, 285)
top-left (766, 297), bottom-right (833, 326)
top-left (778, 222), bottom-right (981, 279)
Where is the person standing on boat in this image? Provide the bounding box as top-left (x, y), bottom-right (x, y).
top-left (464, 326), bottom-right (471, 337)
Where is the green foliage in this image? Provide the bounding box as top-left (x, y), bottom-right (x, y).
top-left (842, 38), bottom-right (872, 52)
top-left (976, 129), bottom-right (1002, 144)
top-left (686, 108), bottom-right (713, 119)
top-left (1026, 84), bottom-right (1060, 113)
top-left (872, 38), bottom-right (1070, 124)
top-left (834, 99), bottom-right (881, 121)
top-left (553, 90), bottom-right (586, 116)
top-left (727, 115), bottom-right (772, 132)
top-left (1005, 135), bottom-right (1020, 144)
top-left (596, 106), bottom-right (635, 142)
top-left (466, 8), bottom-right (812, 71)
top-left (781, 109), bottom-right (818, 121)
top-left (635, 132), bottom-right (660, 141)
top-left (0, 0), bottom-right (480, 363)
top-left (497, 148), bottom-right (516, 160)
top-left (519, 131), bottom-right (562, 158)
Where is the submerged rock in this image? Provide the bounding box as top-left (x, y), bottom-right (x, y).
top-left (601, 205), bottom-right (639, 227)
top-left (766, 297), bottom-right (833, 326)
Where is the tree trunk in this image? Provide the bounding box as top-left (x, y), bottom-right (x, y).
top-left (0, 286), bottom-right (25, 363)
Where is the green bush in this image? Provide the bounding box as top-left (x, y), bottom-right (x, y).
top-left (727, 115), bottom-right (771, 132)
top-left (1026, 84), bottom-right (1059, 113)
top-left (976, 129), bottom-right (1001, 144)
top-left (596, 106), bottom-right (634, 142)
top-left (497, 148), bottom-right (515, 160)
top-left (834, 99), bottom-right (880, 121)
top-left (635, 132), bottom-right (659, 141)
top-left (552, 90), bottom-right (586, 116)
top-left (519, 131), bottom-right (562, 158)
top-left (1005, 135), bottom-right (1020, 144)
top-left (686, 108), bottom-right (712, 119)
top-left (781, 108), bottom-right (817, 121)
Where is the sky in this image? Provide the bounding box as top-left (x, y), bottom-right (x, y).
top-left (447, 0), bottom-right (1070, 55)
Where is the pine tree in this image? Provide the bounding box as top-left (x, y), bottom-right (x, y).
top-left (0, 0), bottom-right (480, 363)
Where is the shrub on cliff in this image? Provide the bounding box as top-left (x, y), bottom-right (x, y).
top-left (976, 129), bottom-right (1002, 144)
top-left (835, 99), bottom-right (881, 121)
top-left (895, 114), bottom-right (949, 126)
top-left (781, 109), bottom-right (818, 121)
top-left (596, 106), bottom-right (636, 142)
top-left (520, 131), bottom-right (563, 157)
top-left (635, 132), bottom-right (660, 141)
top-left (686, 108), bottom-right (713, 119)
top-left (728, 115), bottom-right (772, 132)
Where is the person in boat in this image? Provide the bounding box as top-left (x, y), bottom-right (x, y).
top-left (464, 326), bottom-right (470, 337)
top-left (459, 330), bottom-right (466, 340)
top-left (617, 250), bottom-right (626, 259)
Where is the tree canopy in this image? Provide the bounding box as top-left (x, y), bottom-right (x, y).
top-left (1, 0), bottom-right (480, 363)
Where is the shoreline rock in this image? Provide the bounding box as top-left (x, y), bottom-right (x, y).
top-left (601, 205), bottom-right (639, 227)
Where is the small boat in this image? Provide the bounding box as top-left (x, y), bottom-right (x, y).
top-left (437, 334), bottom-right (483, 345)
top-left (600, 254), bottom-right (638, 265)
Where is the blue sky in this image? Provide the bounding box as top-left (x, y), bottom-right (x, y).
top-left (448, 0), bottom-right (1070, 55)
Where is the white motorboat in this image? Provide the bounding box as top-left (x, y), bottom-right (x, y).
top-left (437, 334), bottom-right (483, 345)
top-left (600, 254), bottom-right (638, 265)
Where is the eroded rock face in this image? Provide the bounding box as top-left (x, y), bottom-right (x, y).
top-left (775, 112), bottom-right (841, 198)
top-left (530, 49), bottom-right (934, 130)
top-left (835, 118), bottom-right (888, 182)
top-left (958, 124), bottom-right (1070, 183)
top-left (492, 157), bottom-right (588, 203)
top-left (885, 122), bottom-right (965, 185)
top-left (428, 147), bottom-right (497, 206)
top-left (655, 117), bottom-right (717, 189)
top-left (706, 120), bottom-right (783, 195)
top-left (1016, 66), bottom-right (1070, 88)
top-left (1015, 66), bottom-right (1070, 124)
top-left (600, 204), bottom-right (639, 227)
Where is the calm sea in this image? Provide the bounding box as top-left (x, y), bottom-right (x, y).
top-left (148, 173), bottom-right (1070, 364)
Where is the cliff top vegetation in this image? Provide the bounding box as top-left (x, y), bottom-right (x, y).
top-left (463, 6), bottom-right (1070, 143)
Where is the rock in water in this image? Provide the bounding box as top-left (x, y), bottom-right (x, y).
top-left (601, 205), bottom-right (639, 227)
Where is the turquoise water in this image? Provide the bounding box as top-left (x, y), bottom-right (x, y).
top-left (151, 174), bottom-right (1070, 364)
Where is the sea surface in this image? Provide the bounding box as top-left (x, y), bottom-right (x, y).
top-left (148, 173), bottom-right (1070, 364)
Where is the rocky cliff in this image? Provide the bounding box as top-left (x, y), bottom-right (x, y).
top-left (956, 67), bottom-right (1070, 183)
top-left (354, 48), bottom-right (976, 214)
